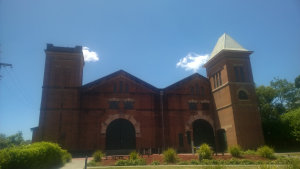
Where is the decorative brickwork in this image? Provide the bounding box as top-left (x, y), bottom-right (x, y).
top-left (101, 114), bottom-right (140, 136)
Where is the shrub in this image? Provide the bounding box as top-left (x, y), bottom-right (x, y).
top-left (115, 159), bottom-right (130, 166)
top-left (190, 159), bottom-right (200, 165)
top-left (115, 151), bottom-right (146, 166)
top-left (197, 143), bottom-right (213, 160)
top-left (130, 158), bottom-right (146, 165)
top-left (151, 160), bottom-right (160, 165)
top-left (163, 148), bottom-right (178, 163)
top-left (87, 160), bottom-right (97, 166)
top-left (92, 150), bottom-right (104, 162)
top-left (115, 158), bottom-right (146, 166)
top-left (257, 146), bottom-right (276, 159)
top-left (229, 145), bottom-right (242, 157)
top-left (129, 151), bottom-right (139, 160)
top-left (61, 149), bottom-right (72, 163)
top-left (0, 141), bottom-right (71, 169)
top-left (243, 149), bottom-right (257, 155)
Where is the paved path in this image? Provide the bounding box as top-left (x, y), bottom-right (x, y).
top-left (59, 157), bottom-right (92, 169)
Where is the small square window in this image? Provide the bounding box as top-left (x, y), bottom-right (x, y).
top-left (202, 103), bottom-right (209, 110)
top-left (109, 101), bottom-right (119, 109)
top-left (189, 102), bottom-right (197, 110)
top-left (124, 101), bottom-right (134, 110)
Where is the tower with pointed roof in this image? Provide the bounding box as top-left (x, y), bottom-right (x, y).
top-left (204, 33), bottom-right (264, 149)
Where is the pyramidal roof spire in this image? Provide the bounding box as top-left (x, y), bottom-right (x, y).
top-left (209, 33), bottom-right (249, 59)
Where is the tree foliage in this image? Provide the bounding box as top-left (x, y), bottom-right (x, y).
top-left (256, 76), bottom-right (300, 150)
top-left (282, 108), bottom-right (300, 141)
top-left (0, 132), bottom-right (30, 149)
top-left (270, 77), bottom-right (299, 110)
top-left (295, 75), bottom-right (300, 88)
top-left (256, 86), bottom-right (278, 121)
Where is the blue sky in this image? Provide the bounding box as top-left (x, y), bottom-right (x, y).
top-left (0, 0), bottom-right (299, 140)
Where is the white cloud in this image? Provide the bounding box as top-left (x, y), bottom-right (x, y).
top-left (82, 46), bottom-right (99, 62)
top-left (176, 52), bottom-right (209, 72)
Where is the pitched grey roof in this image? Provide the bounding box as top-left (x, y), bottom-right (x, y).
top-left (209, 33), bottom-right (249, 59)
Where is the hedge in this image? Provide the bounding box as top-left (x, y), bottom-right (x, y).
top-left (0, 142), bottom-right (71, 169)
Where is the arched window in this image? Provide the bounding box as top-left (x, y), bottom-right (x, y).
top-left (238, 90), bottom-right (248, 100)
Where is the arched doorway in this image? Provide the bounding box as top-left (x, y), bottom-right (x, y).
top-left (192, 119), bottom-right (215, 148)
top-left (106, 118), bottom-right (136, 150)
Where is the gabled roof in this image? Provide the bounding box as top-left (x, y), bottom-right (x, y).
top-left (210, 33), bottom-right (250, 59)
top-left (81, 70), bottom-right (159, 92)
top-left (164, 73), bottom-right (209, 91)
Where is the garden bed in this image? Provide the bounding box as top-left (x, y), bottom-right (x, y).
top-left (99, 154), bottom-right (269, 166)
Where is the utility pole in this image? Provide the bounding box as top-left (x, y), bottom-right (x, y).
top-left (0, 62), bottom-right (13, 80)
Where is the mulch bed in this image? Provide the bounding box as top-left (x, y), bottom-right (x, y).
top-left (100, 154), bottom-right (268, 166)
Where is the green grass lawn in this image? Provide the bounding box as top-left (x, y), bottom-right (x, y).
top-left (277, 152), bottom-right (300, 157)
top-left (87, 165), bottom-right (287, 169)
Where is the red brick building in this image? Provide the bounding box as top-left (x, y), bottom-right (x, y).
top-left (32, 34), bottom-right (264, 154)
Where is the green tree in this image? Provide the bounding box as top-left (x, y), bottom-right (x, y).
top-left (0, 134), bottom-right (9, 149)
top-left (271, 77), bottom-right (299, 110)
top-left (256, 77), bottom-right (300, 149)
top-left (282, 108), bottom-right (300, 142)
top-left (256, 86), bottom-right (278, 121)
top-left (7, 132), bottom-right (24, 146)
top-left (295, 75), bottom-right (300, 88)
top-left (0, 132), bottom-right (30, 149)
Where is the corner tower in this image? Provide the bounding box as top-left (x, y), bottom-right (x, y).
top-left (33, 44), bottom-right (84, 150)
top-left (204, 34), bottom-right (264, 149)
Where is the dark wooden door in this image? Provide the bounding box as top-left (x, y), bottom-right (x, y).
top-left (106, 119), bottom-right (136, 150)
top-left (192, 119), bottom-right (215, 148)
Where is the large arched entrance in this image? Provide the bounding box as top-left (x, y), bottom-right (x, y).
top-left (192, 119), bottom-right (215, 148)
top-left (105, 118), bottom-right (136, 150)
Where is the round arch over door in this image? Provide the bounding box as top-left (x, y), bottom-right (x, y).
top-left (192, 119), bottom-right (215, 148)
top-left (105, 118), bottom-right (136, 150)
